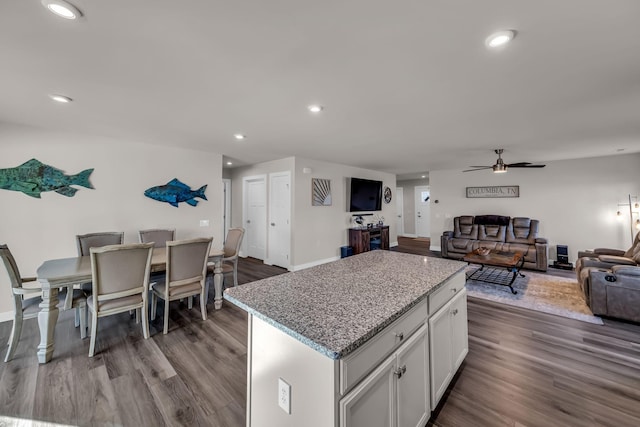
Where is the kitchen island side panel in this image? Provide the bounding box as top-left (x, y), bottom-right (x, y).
top-left (249, 315), bottom-right (337, 427)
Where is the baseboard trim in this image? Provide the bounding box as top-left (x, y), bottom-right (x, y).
top-left (0, 310), bottom-right (14, 323)
top-left (291, 256), bottom-right (340, 271)
top-left (390, 241), bottom-right (398, 248)
top-left (430, 245), bottom-right (441, 252)
top-left (401, 233), bottom-right (417, 238)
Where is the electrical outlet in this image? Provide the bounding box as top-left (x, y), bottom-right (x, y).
top-left (278, 378), bottom-right (291, 414)
top-left (199, 219), bottom-right (210, 227)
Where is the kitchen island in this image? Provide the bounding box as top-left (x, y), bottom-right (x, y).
top-left (225, 250), bottom-right (467, 427)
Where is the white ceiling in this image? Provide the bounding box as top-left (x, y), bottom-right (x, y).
top-left (2, 0), bottom-right (640, 177)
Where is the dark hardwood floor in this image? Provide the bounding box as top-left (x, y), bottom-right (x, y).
top-left (1, 242), bottom-right (639, 426)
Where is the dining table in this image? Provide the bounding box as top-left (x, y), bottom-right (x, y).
top-left (35, 247), bottom-right (225, 364)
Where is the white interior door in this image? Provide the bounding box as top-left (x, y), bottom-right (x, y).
top-left (395, 187), bottom-right (404, 236)
top-left (243, 176), bottom-right (267, 260)
top-left (414, 186), bottom-right (430, 238)
top-left (268, 171), bottom-right (291, 269)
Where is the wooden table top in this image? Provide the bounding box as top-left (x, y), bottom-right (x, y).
top-left (463, 250), bottom-right (523, 268)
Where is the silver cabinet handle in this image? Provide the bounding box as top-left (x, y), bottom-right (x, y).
top-left (394, 365), bottom-right (407, 378)
top-left (395, 332), bottom-right (404, 340)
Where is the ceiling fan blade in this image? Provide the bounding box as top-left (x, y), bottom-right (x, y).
top-left (463, 166), bottom-right (493, 172)
top-left (508, 164), bottom-right (546, 168)
top-left (505, 162), bottom-right (531, 167)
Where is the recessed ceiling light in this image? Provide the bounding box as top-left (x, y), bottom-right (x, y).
top-left (421, 175), bottom-right (426, 178)
top-left (234, 134), bottom-right (246, 140)
top-left (41, 0), bottom-right (83, 20)
top-left (485, 30), bottom-right (516, 48)
top-left (308, 105), bottom-right (323, 113)
top-left (49, 94), bottom-right (72, 103)
top-left (226, 161), bottom-right (233, 166)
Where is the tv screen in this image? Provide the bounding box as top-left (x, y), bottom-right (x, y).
top-left (349, 178), bottom-right (383, 212)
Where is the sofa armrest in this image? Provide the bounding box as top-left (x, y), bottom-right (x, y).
top-left (598, 255), bottom-right (637, 266)
top-left (534, 241), bottom-right (548, 271)
top-left (578, 257), bottom-right (621, 270)
top-left (589, 268), bottom-right (640, 322)
top-left (592, 248), bottom-right (626, 256)
top-left (535, 237), bottom-right (547, 244)
top-left (442, 231), bottom-right (453, 238)
top-left (611, 265), bottom-right (640, 277)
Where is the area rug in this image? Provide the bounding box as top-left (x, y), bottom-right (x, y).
top-left (465, 269), bottom-right (604, 325)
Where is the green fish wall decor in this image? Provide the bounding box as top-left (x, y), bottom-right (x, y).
top-left (0, 158), bottom-right (94, 198)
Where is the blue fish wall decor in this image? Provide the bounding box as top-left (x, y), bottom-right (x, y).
top-left (0, 158), bottom-right (94, 198)
top-left (144, 178), bottom-right (207, 207)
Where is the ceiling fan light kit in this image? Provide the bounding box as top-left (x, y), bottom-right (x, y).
top-left (463, 149), bottom-right (546, 173)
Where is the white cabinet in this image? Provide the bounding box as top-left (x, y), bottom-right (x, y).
top-left (341, 325), bottom-right (429, 427)
top-left (428, 288), bottom-right (468, 409)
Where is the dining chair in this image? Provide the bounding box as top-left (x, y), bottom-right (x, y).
top-left (150, 237), bottom-right (212, 334)
top-left (76, 232), bottom-right (125, 256)
top-left (138, 229), bottom-right (175, 248)
top-left (1, 244), bottom-right (88, 362)
top-left (87, 243), bottom-right (154, 357)
top-left (75, 231), bottom-right (125, 295)
top-left (209, 228), bottom-right (245, 288)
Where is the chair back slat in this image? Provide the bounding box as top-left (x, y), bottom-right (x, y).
top-left (90, 243), bottom-right (153, 303)
top-left (0, 244), bottom-right (22, 290)
top-left (139, 229), bottom-right (175, 248)
top-left (167, 238), bottom-right (212, 286)
top-left (223, 228), bottom-right (245, 259)
top-left (77, 232), bottom-right (124, 256)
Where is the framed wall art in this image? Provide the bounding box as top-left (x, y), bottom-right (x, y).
top-left (312, 178), bottom-right (332, 206)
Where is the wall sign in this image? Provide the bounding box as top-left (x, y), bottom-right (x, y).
top-left (466, 185), bottom-right (519, 198)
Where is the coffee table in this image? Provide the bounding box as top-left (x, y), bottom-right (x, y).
top-left (463, 250), bottom-right (525, 294)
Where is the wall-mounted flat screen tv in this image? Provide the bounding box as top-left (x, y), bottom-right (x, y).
top-left (348, 177), bottom-right (383, 212)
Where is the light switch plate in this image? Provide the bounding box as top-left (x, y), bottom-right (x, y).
top-left (278, 378), bottom-right (291, 414)
top-left (199, 219), bottom-right (210, 227)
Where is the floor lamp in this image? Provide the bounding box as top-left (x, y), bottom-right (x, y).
top-left (617, 194), bottom-right (640, 243)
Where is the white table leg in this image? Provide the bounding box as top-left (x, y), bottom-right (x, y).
top-left (37, 286), bottom-right (59, 364)
top-left (213, 257), bottom-right (223, 310)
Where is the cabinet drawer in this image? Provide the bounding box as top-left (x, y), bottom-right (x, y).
top-left (340, 298), bottom-right (427, 395)
top-left (428, 272), bottom-right (464, 314)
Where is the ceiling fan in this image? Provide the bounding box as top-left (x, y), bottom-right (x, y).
top-left (463, 149), bottom-right (546, 173)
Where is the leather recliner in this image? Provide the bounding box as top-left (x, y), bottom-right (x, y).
top-left (580, 265), bottom-right (640, 322)
top-left (576, 232), bottom-right (640, 295)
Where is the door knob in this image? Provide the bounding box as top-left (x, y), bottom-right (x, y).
top-left (247, 220), bottom-right (251, 224)
top-left (271, 222), bottom-right (276, 226)
top-left (452, 309), bottom-right (459, 315)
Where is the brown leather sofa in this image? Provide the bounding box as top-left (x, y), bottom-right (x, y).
top-left (441, 215), bottom-right (548, 271)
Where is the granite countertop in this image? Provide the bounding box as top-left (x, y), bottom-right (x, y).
top-left (224, 251), bottom-right (466, 360)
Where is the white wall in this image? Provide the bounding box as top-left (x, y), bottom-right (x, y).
top-left (0, 126), bottom-right (223, 318)
top-left (230, 156), bottom-right (396, 269)
top-left (429, 153), bottom-right (640, 262)
top-left (293, 157), bottom-right (397, 268)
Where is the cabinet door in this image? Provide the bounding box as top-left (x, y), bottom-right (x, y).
top-left (396, 324), bottom-right (429, 427)
top-left (340, 354), bottom-right (395, 427)
top-left (450, 289), bottom-right (468, 371)
top-left (428, 301), bottom-right (453, 409)
top-left (381, 227), bottom-right (390, 249)
top-left (360, 230), bottom-right (371, 253)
